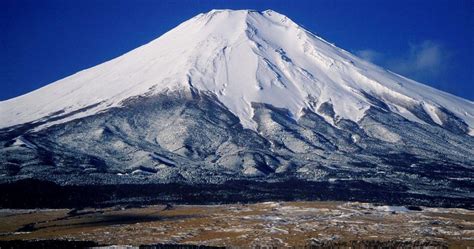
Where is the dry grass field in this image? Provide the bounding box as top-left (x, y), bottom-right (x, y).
top-left (0, 201), bottom-right (473, 248)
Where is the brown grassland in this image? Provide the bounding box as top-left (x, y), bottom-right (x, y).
top-left (0, 201), bottom-right (473, 248)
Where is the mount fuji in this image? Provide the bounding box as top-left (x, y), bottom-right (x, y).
top-left (1, 10), bottom-right (473, 206)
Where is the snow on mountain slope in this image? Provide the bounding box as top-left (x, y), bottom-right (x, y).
top-left (1, 9), bottom-right (473, 133)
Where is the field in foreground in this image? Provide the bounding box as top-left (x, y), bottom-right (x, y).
top-left (0, 201), bottom-right (473, 248)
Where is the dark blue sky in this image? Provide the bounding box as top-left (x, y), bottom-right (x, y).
top-left (1, 0), bottom-right (473, 101)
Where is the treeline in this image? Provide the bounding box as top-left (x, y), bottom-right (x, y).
top-left (0, 178), bottom-right (472, 209)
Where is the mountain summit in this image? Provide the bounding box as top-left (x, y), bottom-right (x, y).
top-left (0, 10), bottom-right (473, 205)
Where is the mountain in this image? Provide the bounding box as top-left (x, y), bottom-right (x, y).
top-left (0, 10), bottom-right (473, 205)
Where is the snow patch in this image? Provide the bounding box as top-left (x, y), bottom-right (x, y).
top-left (12, 137), bottom-right (37, 149)
top-left (374, 205), bottom-right (409, 212)
top-left (363, 123), bottom-right (401, 143)
top-left (422, 102), bottom-right (443, 125)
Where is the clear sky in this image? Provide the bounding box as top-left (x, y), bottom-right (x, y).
top-left (1, 0), bottom-right (473, 101)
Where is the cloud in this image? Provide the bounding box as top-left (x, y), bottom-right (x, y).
top-left (356, 40), bottom-right (451, 84)
top-left (387, 40), bottom-right (448, 79)
top-left (355, 49), bottom-right (382, 63)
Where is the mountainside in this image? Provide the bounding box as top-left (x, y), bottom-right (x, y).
top-left (0, 10), bottom-right (473, 205)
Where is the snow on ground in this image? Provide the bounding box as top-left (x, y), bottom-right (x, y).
top-left (373, 205), bottom-right (409, 212)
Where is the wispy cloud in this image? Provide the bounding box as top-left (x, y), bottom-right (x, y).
top-left (355, 40), bottom-right (451, 84)
top-left (388, 41), bottom-right (449, 80)
top-left (355, 49), bottom-right (382, 63)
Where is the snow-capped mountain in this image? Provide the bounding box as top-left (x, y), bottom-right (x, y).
top-left (1, 9), bottom-right (473, 133)
top-left (0, 10), bottom-right (473, 202)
